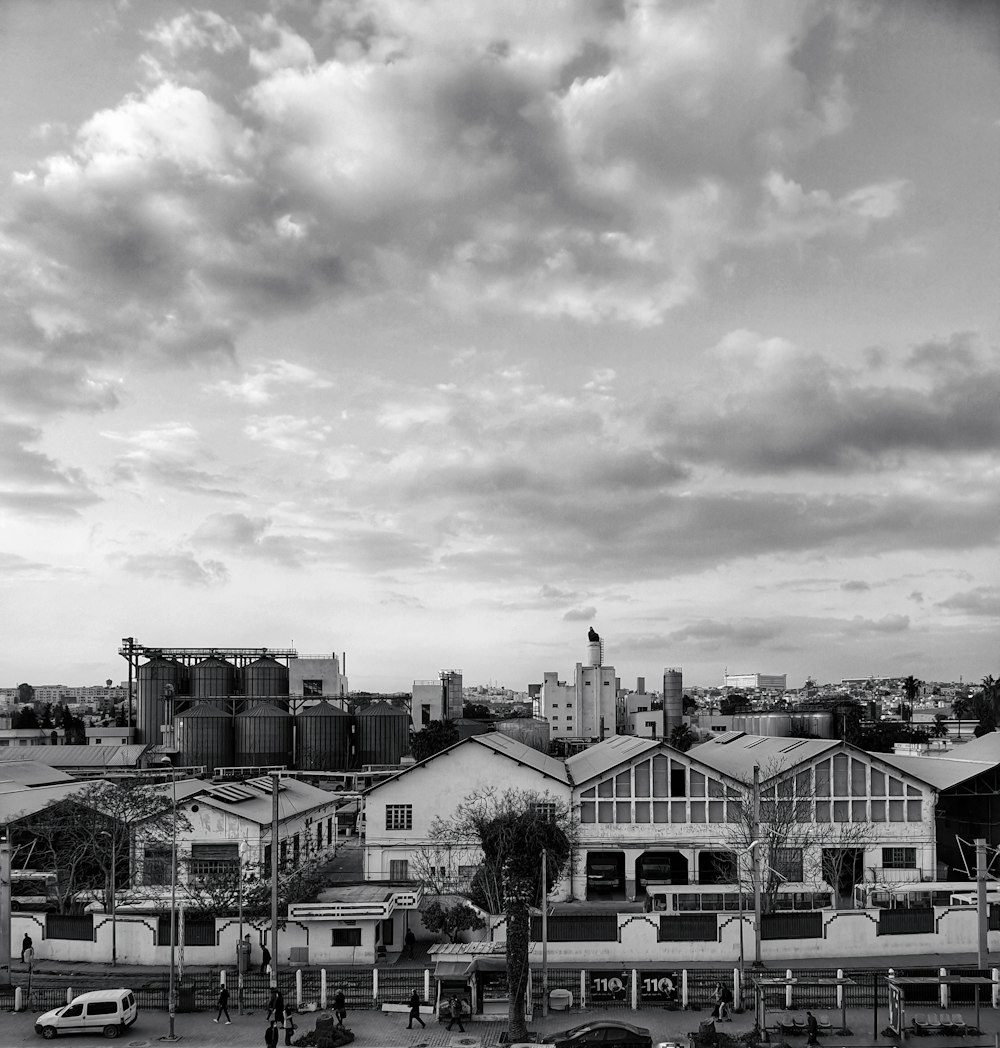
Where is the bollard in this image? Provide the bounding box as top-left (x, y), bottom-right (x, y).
top-left (14, 987), bottom-right (22, 1012)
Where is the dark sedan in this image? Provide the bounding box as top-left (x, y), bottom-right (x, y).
top-left (533, 1020), bottom-right (654, 1048)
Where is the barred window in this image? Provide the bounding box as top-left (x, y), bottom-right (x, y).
top-left (332, 928), bottom-right (362, 946)
top-left (386, 805), bottom-right (413, 830)
top-left (882, 847), bottom-right (916, 870)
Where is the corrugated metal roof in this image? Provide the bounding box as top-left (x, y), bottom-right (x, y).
top-left (878, 750), bottom-right (1000, 790)
top-left (470, 732), bottom-right (570, 784)
top-left (197, 775), bottom-right (339, 824)
top-left (0, 745), bottom-right (147, 767)
top-left (0, 761), bottom-right (74, 786)
top-left (687, 734), bottom-right (839, 782)
top-left (565, 735), bottom-right (661, 785)
top-left (0, 779), bottom-right (109, 823)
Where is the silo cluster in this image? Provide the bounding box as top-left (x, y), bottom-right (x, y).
top-left (139, 653), bottom-right (411, 774)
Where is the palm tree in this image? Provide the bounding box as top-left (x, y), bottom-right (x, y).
top-left (903, 675), bottom-right (922, 707)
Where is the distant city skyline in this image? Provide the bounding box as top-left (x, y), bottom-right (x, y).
top-left (0, 2), bottom-right (996, 692)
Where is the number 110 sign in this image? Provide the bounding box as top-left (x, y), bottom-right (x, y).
top-left (639, 972), bottom-right (679, 1002)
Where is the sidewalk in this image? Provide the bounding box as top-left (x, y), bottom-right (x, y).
top-left (4, 1003), bottom-right (1000, 1048)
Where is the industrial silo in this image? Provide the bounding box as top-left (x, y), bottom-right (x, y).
top-left (191, 656), bottom-right (236, 699)
top-left (137, 657), bottom-right (188, 747)
top-left (242, 656), bottom-right (289, 702)
top-left (175, 703), bottom-right (234, 774)
top-left (493, 717), bottom-right (551, 752)
top-left (235, 701), bottom-right (292, 767)
top-left (296, 701), bottom-right (352, 771)
top-left (355, 702), bottom-right (410, 766)
top-left (663, 667), bottom-right (683, 734)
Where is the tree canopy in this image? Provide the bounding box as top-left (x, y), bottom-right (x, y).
top-left (411, 719), bottom-right (459, 762)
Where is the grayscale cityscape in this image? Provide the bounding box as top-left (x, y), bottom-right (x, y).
top-left (0, 1), bottom-right (997, 1047)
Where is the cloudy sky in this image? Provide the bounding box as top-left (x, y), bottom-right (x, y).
top-left (1, 0), bottom-right (997, 693)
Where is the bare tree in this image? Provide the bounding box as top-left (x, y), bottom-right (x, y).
top-left (428, 788), bottom-right (577, 1042)
top-left (720, 758), bottom-right (877, 911)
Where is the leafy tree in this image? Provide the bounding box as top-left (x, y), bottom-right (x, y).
top-left (420, 898), bottom-right (486, 943)
top-left (682, 694), bottom-right (697, 714)
top-left (930, 714), bottom-right (949, 738)
top-left (668, 723), bottom-right (696, 752)
top-left (12, 705), bottom-right (39, 730)
top-left (39, 704), bottom-right (54, 729)
top-left (431, 789), bottom-right (575, 1042)
top-left (720, 694), bottom-right (750, 715)
top-left (16, 779), bottom-right (183, 913)
top-left (463, 703), bottom-right (492, 721)
top-left (411, 719), bottom-right (459, 762)
top-left (852, 722), bottom-right (930, 753)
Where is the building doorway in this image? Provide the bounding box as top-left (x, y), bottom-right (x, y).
top-left (822, 848), bottom-right (865, 908)
top-left (636, 851), bottom-right (689, 894)
top-left (586, 851), bottom-right (626, 899)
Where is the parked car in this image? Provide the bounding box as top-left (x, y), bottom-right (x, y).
top-left (34, 988), bottom-right (137, 1039)
top-left (513, 1020), bottom-right (653, 1048)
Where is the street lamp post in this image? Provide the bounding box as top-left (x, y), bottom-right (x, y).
top-left (99, 831), bottom-right (118, 967)
top-left (157, 758), bottom-right (180, 1043)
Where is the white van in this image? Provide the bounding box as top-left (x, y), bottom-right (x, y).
top-left (34, 988), bottom-right (137, 1039)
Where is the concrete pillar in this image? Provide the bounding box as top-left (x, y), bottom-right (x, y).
top-left (296, 969), bottom-right (303, 1008)
top-left (836, 969), bottom-right (844, 1010)
top-left (321, 968), bottom-right (327, 1009)
top-left (786, 970), bottom-right (793, 1009)
top-left (939, 968), bottom-right (948, 1009)
top-left (372, 967), bottom-right (379, 1002)
top-left (631, 969), bottom-right (638, 1010)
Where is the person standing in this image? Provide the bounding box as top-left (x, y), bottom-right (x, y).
top-left (806, 1011), bottom-right (819, 1046)
top-left (214, 984), bottom-right (232, 1024)
top-left (264, 1019), bottom-right (279, 1048)
top-left (20, 933), bottom-right (32, 963)
top-left (283, 1010), bottom-right (296, 1046)
top-left (266, 988), bottom-right (282, 1022)
top-left (403, 927), bottom-right (416, 959)
top-left (407, 990), bottom-right (425, 1029)
top-left (261, 942), bottom-right (272, 976)
top-left (446, 996), bottom-right (465, 1032)
top-left (718, 983), bottom-right (733, 1021)
top-left (333, 989), bottom-right (347, 1027)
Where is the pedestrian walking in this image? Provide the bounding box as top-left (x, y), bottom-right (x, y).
top-left (264, 1019), bottom-right (279, 1048)
top-left (407, 990), bottom-right (425, 1029)
top-left (20, 933), bottom-right (32, 963)
top-left (333, 989), bottom-right (347, 1027)
top-left (283, 1010), bottom-right (296, 1046)
top-left (261, 942), bottom-right (272, 976)
top-left (446, 996), bottom-right (466, 1032)
top-left (213, 985), bottom-right (232, 1024)
top-left (266, 988), bottom-right (285, 1022)
top-left (403, 927), bottom-right (416, 959)
top-left (717, 983), bottom-right (733, 1021)
top-left (806, 1011), bottom-right (819, 1045)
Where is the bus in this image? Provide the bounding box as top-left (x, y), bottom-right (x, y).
top-left (11, 870), bottom-right (59, 912)
top-left (853, 880), bottom-right (1000, 909)
top-left (644, 882), bottom-right (833, 913)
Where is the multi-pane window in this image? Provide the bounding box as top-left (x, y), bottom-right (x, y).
top-left (529, 801), bottom-right (559, 821)
top-left (882, 847), bottom-right (917, 870)
top-left (332, 928), bottom-right (362, 946)
top-left (386, 804), bottom-right (413, 830)
top-left (389, 859), bottom-right (410, 880)
top-left (144, 846), bottom-right (173, 885)
top-left (772, 847), bottom-right (803, 882)
top-left (189, 844), bottom-right (238, 883)
top-left (302, 679), bottom-right (323, 696)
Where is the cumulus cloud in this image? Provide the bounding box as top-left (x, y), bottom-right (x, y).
top-left (841, 580), bottom-right (871, 592)
top-left (209, 360), bottom-right (333, 405)
top-left (0, 422), bottom-right (99, 517)
top-left (938, 587), bottom-right (1000, 618)
top-left (667, 618), bottom-right (785, 646)
top-left (120, 551), bottom-right (229, 586)
top-left (842, 614), bottom-right (910, 635)
top-left (563, 607), bottom-right (597, 622)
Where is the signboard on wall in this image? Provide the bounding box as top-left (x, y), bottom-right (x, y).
top-left (589, 972), bottom-right (630, 1003)
top-left (639, 971), bottom-right (679, 1003)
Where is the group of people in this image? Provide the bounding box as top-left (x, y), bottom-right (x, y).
top-left (711, 982), bottom-right (734, 1022)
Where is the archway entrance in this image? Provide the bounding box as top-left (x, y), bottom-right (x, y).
top-left (636, 851), bottom-right (689, 894)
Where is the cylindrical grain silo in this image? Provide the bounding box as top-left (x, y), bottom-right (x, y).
top-left (191, 656), bottom-right (236, 699)
top-left (355, 702), bottom-right (411, 766)
top-left (175, 702), bottom-right (234, 774)
top-left (663, 667), bottom-right (683, 734)
top-left (235, 701), bottom-right (292, 767)
top-left (137, 657), bottom-right (188, 747)
top-left (493, 717), bottom-right (551, 752)
top-left (242, 656), bottom-right (289, 703)
top-left (296, 701), bottom-right (352, 771)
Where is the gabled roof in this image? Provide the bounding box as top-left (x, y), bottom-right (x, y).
top-left (687, 733), bottom-right (839, 782)
top-left (878, 737), bottom-right (1000, 790)
top-left (0, 745), bottom-right (147, 768)
top-left (363, 731), bottom-right (569, 794)
top-left (566, 735), bottom-right (661, 786)
top-left (0, 779), bottom-right (110, 823)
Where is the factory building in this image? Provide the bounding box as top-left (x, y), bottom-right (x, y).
top-left (541, 629), bottom-right (618, 742)
top-left (410, 670), bottom-right (463, 732)
top-left (723, 672), bottom-right (787, 692)
top-left (118, 641), bottom-right (411, 775)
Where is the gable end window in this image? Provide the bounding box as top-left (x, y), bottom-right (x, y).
top-left (386, 804), bottom-right (413, 831)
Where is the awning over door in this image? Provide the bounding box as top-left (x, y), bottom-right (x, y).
top-left (434, 959), bottom-right (474, 978)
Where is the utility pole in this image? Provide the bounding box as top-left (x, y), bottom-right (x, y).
top-left (0, 826), bottom-right (10, 989)
top-left (271, 771), bottom-right (280, 995)
top-left (541, 849), bottom-right (549, 1018)
top-left (976, 838), bottom-right (988, 967)
top-left (752, 764), bottom-right (762, 967)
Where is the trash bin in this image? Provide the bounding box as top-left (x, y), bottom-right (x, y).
top-left (177, 983), bottom-right (197, 1013)
top-left (237, 940), bottom-right (251, 974)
